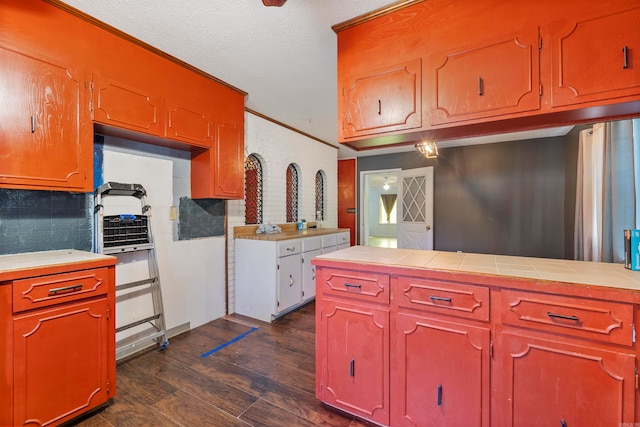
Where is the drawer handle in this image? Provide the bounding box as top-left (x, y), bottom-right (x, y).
top-left (286, 247), bottom-right (296, 251)
top-left (561, 420), bottom-right (567, 427)
top-left (289, 274), bottom-right (294, 287)
top-left (350, 358), bottom-right (355, 377)
top-left (344, 283), bottom-right (362, 289)
top-left (429, 295), bottom-right (452, 303)
top-left (547, 312), bottom-right (579, 322)
top-left (478, 76), bottom-right (484, 96)
top-left (623, 45), bottom-right (629, 69)
top-left (437, 384), bottom-right (443, 406)
top-left (48, 284), bottom-right (83, 295)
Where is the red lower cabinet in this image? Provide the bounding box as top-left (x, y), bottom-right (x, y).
top-left (13, 299), bottom-right (110, 426)
top-left (318, 298), bottom-right (390, 425)
top-left (393, 313), bottom-right (490, 427)
top-left (500, 330), bottom-right (636, 427)
top-left (0, 253), bottom-right (116, 427)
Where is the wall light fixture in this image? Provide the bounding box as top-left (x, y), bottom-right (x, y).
top-left (415, 140), bottom-right (438, 158)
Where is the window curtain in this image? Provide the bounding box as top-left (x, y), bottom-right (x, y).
top-left (380, 194), bottom-right (397, 223)
top-left (574, 119), bottom-right (640, 262)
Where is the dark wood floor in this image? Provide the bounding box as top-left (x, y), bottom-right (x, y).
top-left (74, 301), bottom-right (366, 427)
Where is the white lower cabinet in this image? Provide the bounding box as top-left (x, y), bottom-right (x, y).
top-left (277, 240), bottom-right (302, 314)
top-left (302, 237), bottom-right (322, 302)
top-left (235, 232), bottom-right (349, 322)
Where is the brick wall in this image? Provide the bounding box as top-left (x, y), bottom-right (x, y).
top-left (227, 111), bottom-right (338, 313)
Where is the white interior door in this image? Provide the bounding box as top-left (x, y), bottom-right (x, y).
top-left (397, 167), bottom-right (434, 250)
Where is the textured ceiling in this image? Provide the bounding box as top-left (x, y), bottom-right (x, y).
top-left (60, 0), bottom-right (396, 148)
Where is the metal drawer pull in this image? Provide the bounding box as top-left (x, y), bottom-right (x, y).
top-left (48, 284), bottom-right (83, 295)
top-left (31, 115), bottom-right (36, 133)
top-left (289, 274), bottom-right (294, 286)
top-left (344, 283), bottom-right (362, 289)
top-left (429, 295), bottom-right (452, 303)
top-left (286, 246), bottom-right (296, 251)
top-left (547, 312), bottom-right (579, 322)
top-left (478, 76), bottom-right (484, 96)
top-left (561, 420), bottom-right (567, 427)
top-left (623, 46), bottom-right (629, 69)
top-left (350, 358), bottom-right (355, 377)
top-left (377, 99), bottom-right (382, 115)
top-left (437, 384), bottom-right (443, 406)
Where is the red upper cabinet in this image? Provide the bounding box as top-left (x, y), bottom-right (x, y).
top-left (430, 27), bottom-right (541, 125)
top-left (340, 58), bottom-right (422, 139)
top-left (90, 30), bottom-right (165, 137)
top-left (212, 118), bottom-right (244, 198)
top-left (191, 86), bottom-right (245, 200)
top-left (550, 7), bottom-right (640, 108)
top-left (0, 46), bottom-right (92, 191)
top-left (163, 63), bottom-right (215, 148)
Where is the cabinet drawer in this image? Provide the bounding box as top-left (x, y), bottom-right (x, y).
top-left (397, 276), bottom-right (489, 321)
top-left (322, 234), bottom-right (337, 248)
top-left (501, 289), bottom-right (634, 346)
top-left (337, 232), bottom-right (350, 246)
top-left (320, 268), bottom-right (389, 304)
top-left (302, 236), bottom-right (322, 252)
top-left (13, 268), bottom-right (109, 313)
top-left (278, 240), bottom-right (301, 257)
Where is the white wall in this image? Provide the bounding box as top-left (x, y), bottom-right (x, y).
top-left (101, 137), bottom-right (226, 341)
top-left (227, 112), bottom-right (339, 313)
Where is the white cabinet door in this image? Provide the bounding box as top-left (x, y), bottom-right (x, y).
top-left (302, 248), bottom-right (323, 302)
top-left (277, 253), bottom-right (302, 313)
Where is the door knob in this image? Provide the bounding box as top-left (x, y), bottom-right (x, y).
top-left (426, 225), bottom-right (431, 230)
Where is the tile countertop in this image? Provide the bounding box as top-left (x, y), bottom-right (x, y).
top-left (235, 227), bottom-right (350, 242)
top-left (0, 249), bottom-right (116, 282)
top-left (313, 246), bottom-right (640, 293)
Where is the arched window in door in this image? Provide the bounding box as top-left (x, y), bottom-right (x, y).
top-left (244, 154), bottom-right (263, 224)
top-left (315, 170), bottom-right (326, 221)
top-left (286, 163), bottom-right (299, 223)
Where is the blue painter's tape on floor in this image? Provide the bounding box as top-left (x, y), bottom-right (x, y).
top-left (200, 327), bottom-right (258, 358)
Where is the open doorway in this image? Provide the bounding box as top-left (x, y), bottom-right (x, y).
top-left (360, 169), bottom-right (400, 247)
top-left (360, 167), bottom-right (435, 249)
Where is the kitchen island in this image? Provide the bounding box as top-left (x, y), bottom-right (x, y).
top-left (313, 246), bottom-right (640, 427)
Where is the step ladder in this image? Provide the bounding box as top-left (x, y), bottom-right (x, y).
top-left (94, 182), bottom-right (169, 359)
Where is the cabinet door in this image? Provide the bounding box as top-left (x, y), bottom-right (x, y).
top-left (318, 299), bottom-right (390, 425)
top-left (277, 253), bottom-right (302, 313)
top-left (164, 101), bottom-right (212, 147)
top-left (13, 298), bottom-right (110, 426)
top-left (0, 47), bottom-right (91, 191)
top-left (163, 64), bottom-right (214, 148)
top-left (500, 331), bottom-right (636, 427)
top-left (393, 313), bottom-right (490, 427)
top-left (92, 72), bottom-right (162, 136)
top-left (213, 118), bottom-right (244, 198)
top-left (430, 27), bottom-right (540, 124)
top-left (550, 7), bottom-right (640, 107)
top-left (341, 58), bottom-right (421, 139)
top-left (302, 248), bottom-right (322, 302)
